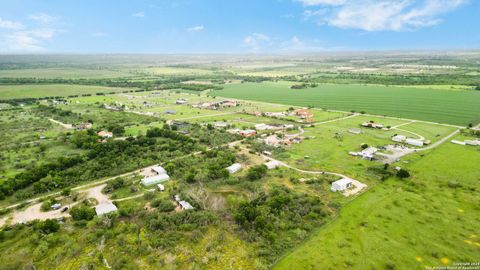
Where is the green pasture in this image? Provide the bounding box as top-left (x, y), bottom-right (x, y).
top-left (274, 139), bottom-right (480, 270)
top-left (214, 82), bottom-right (480, 126)
top-left (0, 68), bottom-right (133, 79)
top-left (0, 84), bottom-right (137, 100)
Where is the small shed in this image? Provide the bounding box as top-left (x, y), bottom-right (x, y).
top-left (95, 202), bottom-right (118, 215)
top-left (331, 178), bottom-right (353, 192)
top-left (226, 163), bottom-right (242, 174)
top-left (157, 183), bottom-right (165, 192)
top-left (141, 174), bottom-right (170, 186)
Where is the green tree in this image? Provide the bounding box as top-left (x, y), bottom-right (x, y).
top-left (70, 205), bottom-right (96, 221)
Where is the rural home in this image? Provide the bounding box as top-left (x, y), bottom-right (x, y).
top-left (95, 202), bottom-right (118, 215)
top-left (405, 138), bottom-right (424, 147)
top-left (141, 165), bottom-right (170, 186)
top-left (392, 135), bottom-right (407, 142)
top-left (331, 178), bottom-right (353, 192)
top-left (142, 174), bottom-right (170, 186)
top-left (239, 129), bottom-right (257, 137)
top-left (97, 131), bottom-right (113, 138)
top-left (174, 195), bottom-right (194, 210)
top-left (362, 122), bottom-right (384, 129)
top-left (226, 163), bottom-right (242, 174)
top-left (264, 135), bottom-right (282, 147)
top-left (157, 184), bottom-right (165, 192)
top-left (350, 147), bottom-right (378, 160)
top-left (176, 98), bottom-right (187, 104)
top-left (293, 109), bottom-right (314, 119)
top-left (214, 122), bottom-right (229, 128)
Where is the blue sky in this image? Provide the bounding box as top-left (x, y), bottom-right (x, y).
top-left (0, 0), bottom-right (478, 53)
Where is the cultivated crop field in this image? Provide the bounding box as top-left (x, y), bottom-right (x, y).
top-left (214, 82), bottom-right (480, 126)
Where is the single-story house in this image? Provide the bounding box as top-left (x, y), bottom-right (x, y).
top-left (97, 131), bottom-right (113, 138)
top-left (176, 98), bottom-right (187, 104)
top-left (264, 135), bottom-right (281, 147)
top-left (239, 129), bottom-right (257, 137)
top-left (406, 138), bottom-right (424, 147)
top-left (331, 178), bottom-right (353, 192)
top-left (362, 122), bottom-right (384, 129)
top-left (214, 122), bottom-right (229, 128)
top-left (157, 183), bottom-right (165, 192)
top-left (265, 160), bottom-right (281, 170)
top-left (392, 135), bottom-right (407, 142)
top-left (141, 174), bottom-right (170, 186)
top-left (95, 202), bottom-right (118, 215)
top-left (179, 200), bottom-right (194, 210)
top-left (151, 165), bottom-right (166, 175)
top-left (226, 163), bottom-right (242, 174)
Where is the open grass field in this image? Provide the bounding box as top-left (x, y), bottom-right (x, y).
top-left (214, 82), bottom-right (480, 126)
top-left (0, 68), bottom-right (134, 79)
top-left (274, 140), bottom-right (480, 270)
top-left (142, 67), bottom-right (215, 76)
top-left (0, 84), bottom-right (137, 100)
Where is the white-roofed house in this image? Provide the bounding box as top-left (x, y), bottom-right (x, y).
top-left (157, 183), bottom-right (165, 192)
top-left (141, 174), bottom-right (170, 186)
top-left (392, 135), bottom-right (407, 142)
top-left (179, 200), bottom-right (194, 210)
top-left (95, 202), bottom-right (118, 216)
top-left (226, 163), bottom-right (242, 174)
top-left (405, 138), bottom-right (424, 147)
top-left (151, 165), bottom-right (167, 175)
top-left (331, 178), bottom-right (353, 192)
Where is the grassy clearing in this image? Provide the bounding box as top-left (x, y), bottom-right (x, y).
top-left (274, 140), bottom-right (480, 270)
top-left (214, 82), bottom-right (480, 126)
top-left (0, 68), bottom-right (133, 79)
top-left (0, 84), bottom-right (136, 100)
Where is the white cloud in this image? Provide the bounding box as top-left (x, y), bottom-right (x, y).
top-left (0, 15), bottom-right (62, 53)
top-left (3, 32), bottom-right (46, 52)
top-left (298, 0), bottom-right (469, 31)
top-left (243, 33), bottom-right (271, 52)
top-left (132, 12), bottom-right (145, 18)
top-left (187, 25), bottom-right (204, 32)
top-left (29, 13), bottom-right (58, 24)
top-left (0, 17), bottom-right (24, 30)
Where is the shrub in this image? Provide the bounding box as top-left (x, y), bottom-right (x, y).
top-left (396, 169), bottom-right (410, 179)
top-left (70, 205), bottom-right (96, 221)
